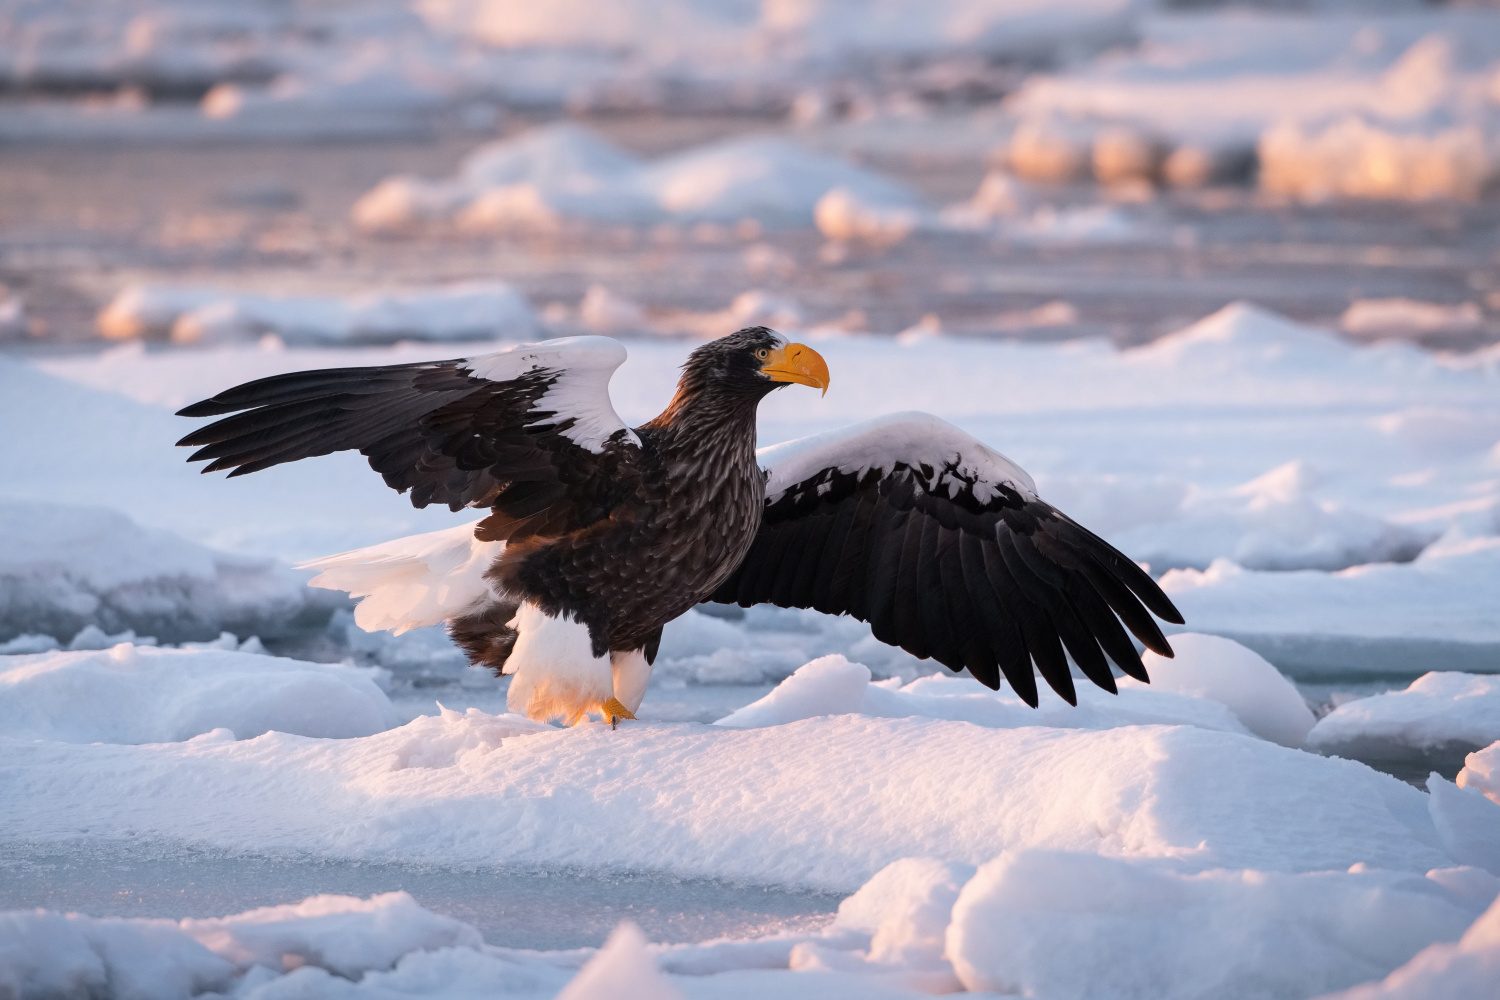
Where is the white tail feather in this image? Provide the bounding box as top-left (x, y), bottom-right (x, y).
top-left (298, 520), bottom-right (505, 634)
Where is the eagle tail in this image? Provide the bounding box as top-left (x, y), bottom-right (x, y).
top-left (297, 519), bottom-right (506, 635)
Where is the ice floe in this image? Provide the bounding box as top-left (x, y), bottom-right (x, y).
top-left (0, 643), bottom-right (397, 743)
top-left (354, 123), bottom-right (924, 233)
top-left (97, 281), bottom-right (537, 346)
top-left (1311, 673), bottom-right (1500, 760)
top-left (0, 498), bottom-right (322, 646)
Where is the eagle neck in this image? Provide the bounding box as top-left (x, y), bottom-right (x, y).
top-left (640, 386), bottom-right (764, 464)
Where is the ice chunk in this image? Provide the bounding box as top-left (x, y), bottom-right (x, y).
top-left (947, 849), bottom-right (1490, 999)
top-left (1314, 891), bottom-right (1500, 999)
top-left (1310, 673), bottom-right (1500, 760)
top-left (1427, 774), bottom-right (1500, 875)
top-left (814, 187), bottom-right (922, 247)
top-left (0, 498), bottom-right (314, 646)
top-left (1125, 633), bottom-right (1315, 748)
top-left (0, 910), bottom-right (232, 1000)
top-left (1343, 299), bottom-right (1485, 343)
top-left (0, 643), bottom-right (398, 743)
top-left (180, 891), bottom-right (482, 977)
top-left (1458, 742), bottom-right (1500, 805)
top-left (556, 921), bottom-right (684, 1000)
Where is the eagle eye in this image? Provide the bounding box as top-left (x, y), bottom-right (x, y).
top-left (756, 348), bottom-right (769, 360)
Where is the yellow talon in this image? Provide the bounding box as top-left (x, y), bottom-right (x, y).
top-left (602, 698), bottom-right (635, 728)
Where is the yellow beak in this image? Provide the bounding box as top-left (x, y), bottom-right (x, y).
top-left (761, 342), bottom-right (830, 396)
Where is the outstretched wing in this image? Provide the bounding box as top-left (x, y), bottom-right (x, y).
top-left (177, 336), bottom-right (641, 536)
top-left (709, 412), bottom-right (1185, 706)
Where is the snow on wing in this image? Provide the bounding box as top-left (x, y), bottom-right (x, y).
top-left (175, 336), bottom-right (640, 524)
top-left (711, 412), bottom-right (1185, 706)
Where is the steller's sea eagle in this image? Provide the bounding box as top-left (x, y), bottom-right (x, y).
top-left (177, 328), bottom-right (1183, 725)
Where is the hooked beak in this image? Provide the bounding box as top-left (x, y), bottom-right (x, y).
top-left (761, 342), bottom-right (830, 396)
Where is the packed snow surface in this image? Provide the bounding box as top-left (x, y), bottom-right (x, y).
top-left (0, 702), bottom-right (1463, 887)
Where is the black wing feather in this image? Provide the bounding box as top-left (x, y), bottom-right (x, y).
top-left (176, 356), bottom-right (635, 537)
top-left (712, 446), bottom-right (1183, 706)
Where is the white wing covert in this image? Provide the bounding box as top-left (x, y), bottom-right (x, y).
top-left (711, 412), bottom-right (1184, 706)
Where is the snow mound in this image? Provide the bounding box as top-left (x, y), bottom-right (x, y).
top-left (1126, 633), bottom-right (1316, 748)
top-left (97, 281), bottom-right (536, 345)
top-left (355, 124), bottom-right (923, 232)
top-left (1311, 673), bottom-right (1500, 759)
top-left (0, 498), bottom-right (317, 646)
top-left (1316, 888), bottom-right (1500, 999)
top-left (557, 921), bottom-right (684, 1000)
top-left (0, 642), bottom-right (398, 743)
top-left (2, 711), bottom-right (1457, 888)
top-left (718, 653), bottom-right (1256, 738)
top-left (947, 849), bottom-right (1495, 999)
top-left (831, 857), bottom-right (974, 971)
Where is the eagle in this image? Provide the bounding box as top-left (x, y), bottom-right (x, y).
top-left (177, 328), bottom-right (1183, 726)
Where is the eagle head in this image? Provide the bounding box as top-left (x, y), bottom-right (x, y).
top-left (681, 327), bottom-right (830, 401)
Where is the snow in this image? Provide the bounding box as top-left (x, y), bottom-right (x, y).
top-left (1310, 673), bottom-right (1500, 758)
top-left (1126, 632), bottom-right (1316, 748)
top-left (355, 124), bottom-right (925, 232)
top-left (0, 642), bottom-right (398, 743)
top-left (97, 282), bottom-right (537, 346)
top-left (946, 849), bottom-right (1494, 999)
top-left (1316, 890), bottom-right (1500, 999)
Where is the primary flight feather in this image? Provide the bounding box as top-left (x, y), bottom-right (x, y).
top-left (177, 327), bottom-right (1183, 724)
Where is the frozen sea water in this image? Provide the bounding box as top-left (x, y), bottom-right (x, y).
top-left (0, 842), bottom-right (840, 950)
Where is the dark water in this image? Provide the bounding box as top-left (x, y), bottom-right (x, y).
top-left (0, 841), bottom-right (841, 950)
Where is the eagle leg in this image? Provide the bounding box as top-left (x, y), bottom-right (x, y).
top-left (602, 697), bottom-right (636, 729)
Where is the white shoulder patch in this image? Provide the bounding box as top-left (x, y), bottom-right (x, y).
top-left (759, 411), bottom-right (1037, 505)
top-left (465, 335), bottom-right (639, 453)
